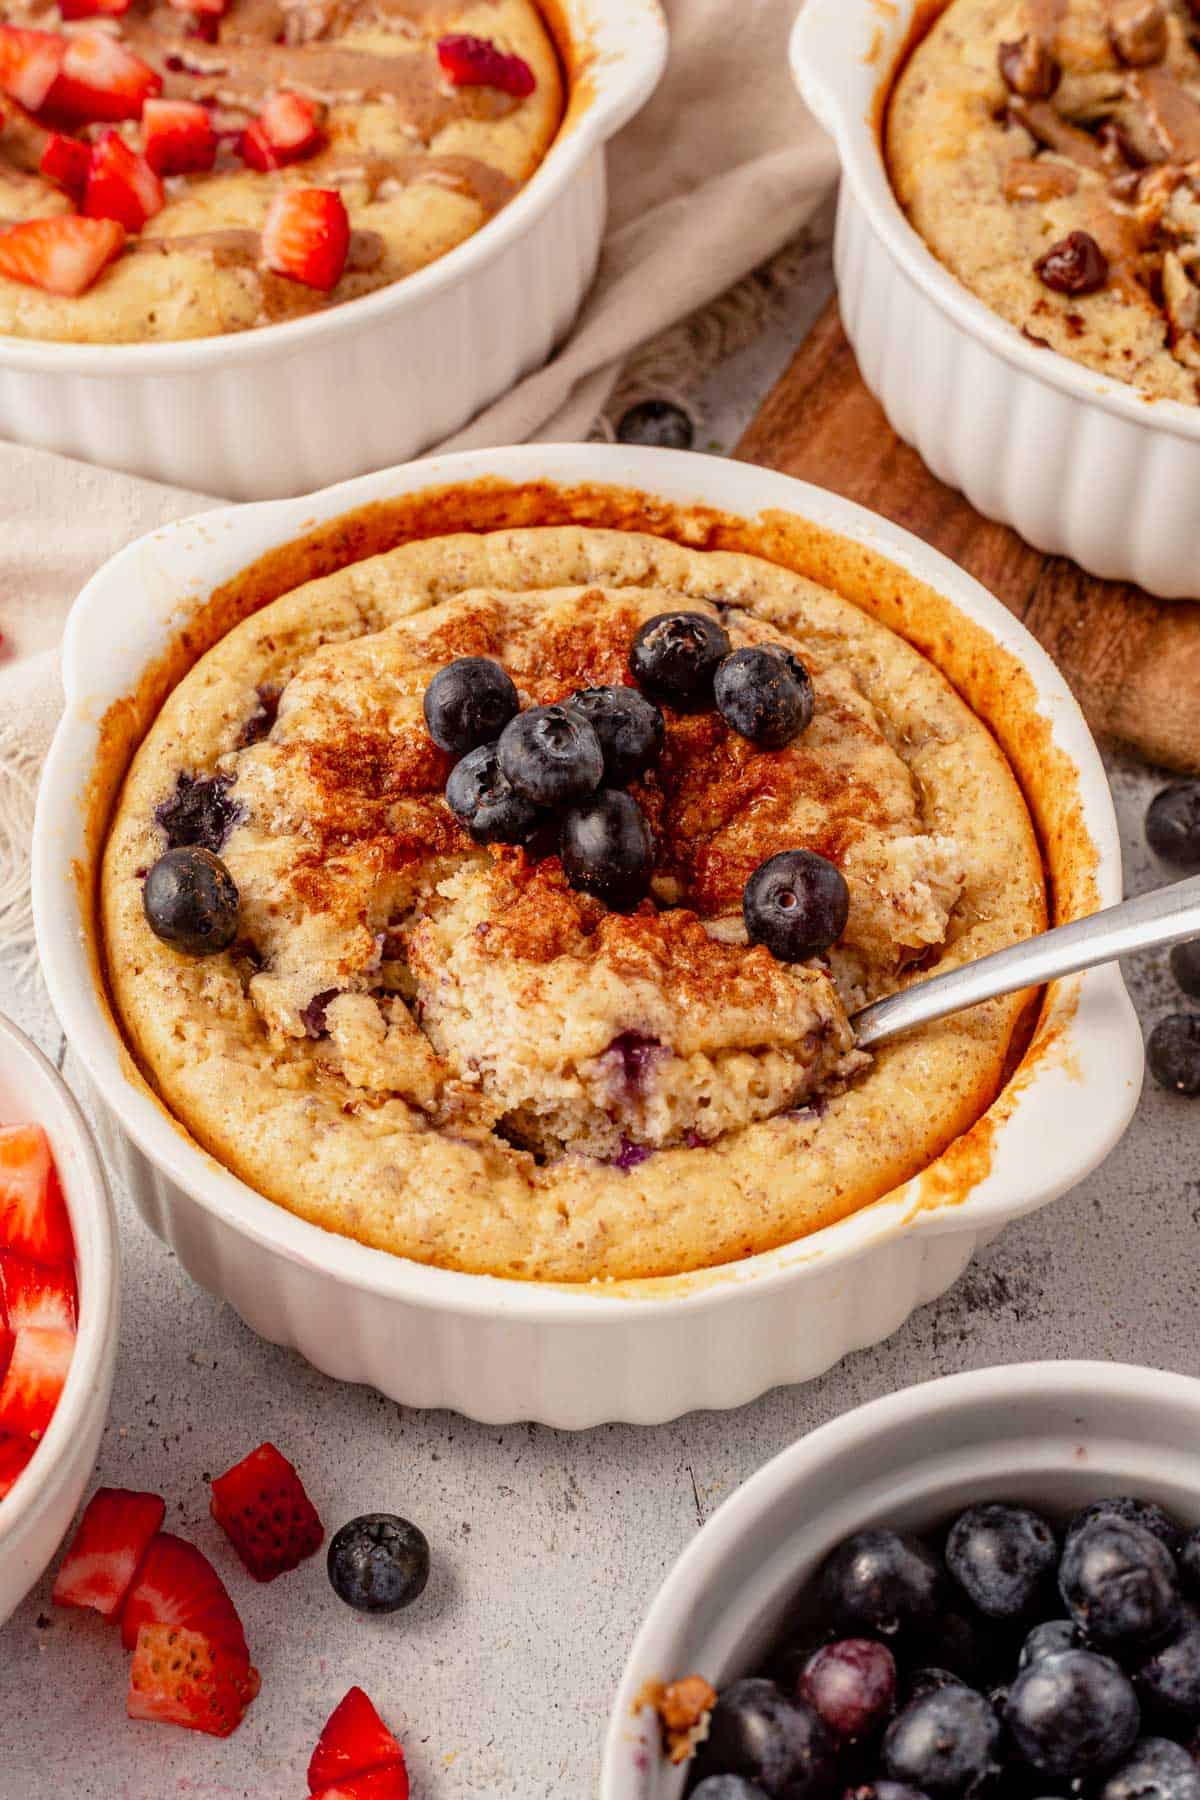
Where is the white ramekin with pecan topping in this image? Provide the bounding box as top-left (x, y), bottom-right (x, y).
top-left (791, 0), bottom-right (1200, 598)
top-left (32, 444), bottom-right (1141, 1427)
top-left (0, 0), bottom-right (666, 499)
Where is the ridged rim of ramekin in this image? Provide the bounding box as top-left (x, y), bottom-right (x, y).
top-left (789, 0), bottom-right (1200, 445)
top-left (33, 444), bottom-right (1141, 1323)
top-left (601, 1360), bottom-right (1200, 1797)
top-left (0, 1013), bottom-right (119, 1573)
top-left (0, 0), bottom-right (668, 376)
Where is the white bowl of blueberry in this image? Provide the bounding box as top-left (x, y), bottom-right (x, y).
top-left (602, 1360), bottom-right (1200, 1800)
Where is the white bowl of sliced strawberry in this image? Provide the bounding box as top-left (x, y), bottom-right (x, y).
top-left (0, 1009), bottom-right (118, 1626)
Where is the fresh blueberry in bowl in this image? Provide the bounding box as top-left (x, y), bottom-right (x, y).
top-left (327, 1512), bottom-right (430, 1614)
top-left (629, 610), bottom-right (731, 710)
top-left (1059, 1519), bottom-right (1182, 1648)
top-left (689, 1780), bottom-right (769, 1800)
top-left (559, 789), bottom-right (655, 912)
top-left (714, 645), bottom-right (815, 749)
top-left (693, 1678), bottom-right (836, 1796)
top-left (1146, 783), bottom-right (1200, 867)
top-left (845, 1786), bottom-right (935, 1800)
top-left (569, 684), bottom-right (665, 785)
top-left (1066, 1497), bottom-right (1184, 1557)
top-left (817, 1530), bottom-right (944, 1639)
top-left (1133, 1612), bottom-right (1200, 1725)
top-left (1005, 1647), bottom-right (1140, 1779)
top-left (945, 1503), bottom-right (1058, 1621)
top-left (1019, 1619), bottom-right (1082, 1667)
top-left (1147, 1016), bottom-right (1200, 1097)
top-left (423, 656), bottom-right (519, 755)
top-left (744, 849), bottom-right (850, 964)
top-left (880, 1685), bottom-right (1001, 1796)
top-left (497, 702), bottom-right (604, 807)
top-left (142, 846), bottom-right (239, 955)
top-left (1096, 1735), bottom-right (1200, 1799)
top-left (445, 742), bottom-right (540, 845)
top-left (800, 1639), bottom-right (897, 1743)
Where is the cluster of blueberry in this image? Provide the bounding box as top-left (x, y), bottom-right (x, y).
top-left (425, 611), bottom-right (850, 959)
top-left (686, 1495), bottom-right (1200, 1799)
top-left (1145, 782), bottom-right (1200, 1097)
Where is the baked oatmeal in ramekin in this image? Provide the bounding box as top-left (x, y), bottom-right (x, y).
top-left (99, 522), bottom-right (1046, 1284)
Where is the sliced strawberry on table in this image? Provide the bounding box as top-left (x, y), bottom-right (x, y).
top-left (0, 1433), bottom-right (35, 1501)
top-left (127, 1623), bottom-right (260, 1737)
top-left (141, 96), bottom-right (215, 174)
top-left (46, 31), bottom-right (160, 123)
top-left (60, 0), bottom-right (132, 17)
top-left (39, 128), bottom-right (90, 197)
top-left (120, 1531), bottom-right (249, 1658)
top-left (0, 1250), bottom-right (77, 1333)
top-left (261, 187), bottom-right (348, 290)
top-left (0, 25), bottom-right (66, 112)
top-left (308, 1686), bottom-right (407, 1793)
top-left (0, 1325), bottom-right (73, 1439)
top-left (312, 1770), bottom-right (411, 1800)
top-left (210, 1440), bottom-right (323, 1582)
top-left (435, 33), bottom-right (535, 98)
top-left (240, 88), bottom-right (323, 169)
top-left (0, 1124), bottom-right (72, 1263)
top-left (84, 129), bottom-right (163, 230)
top-left (167, 0), bottom-right (228, 16)
top-left (0, 214), bottom-right (124, 295)
top-left (53, 1486), bottom-right (166, 1617)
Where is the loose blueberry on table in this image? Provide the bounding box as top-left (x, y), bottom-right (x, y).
top-left (664, 1494), bottom-right (1200, 1798)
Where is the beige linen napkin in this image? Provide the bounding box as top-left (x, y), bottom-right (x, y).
top-left (0, 0), bottom-right (837, 966)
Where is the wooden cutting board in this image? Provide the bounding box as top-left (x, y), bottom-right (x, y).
top-left (734, 299), bottom-right (1200, 775)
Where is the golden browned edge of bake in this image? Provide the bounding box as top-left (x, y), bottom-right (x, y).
top-left (874, 0), bottom-right (955, 156)
top-left (78, 478), bottom-right (1096, 1296)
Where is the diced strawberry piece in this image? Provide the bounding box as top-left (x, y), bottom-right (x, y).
top-left (261, 187), bottom-right (347, 290)
top-left (120, 1532), bottom-right (249, 1658)
top-left (0, 1251), bottom-right (77, 1333)
top-left (53, 1487), bottom-right (165, 1617)
top-left (0, 1125), bottom-right (72, 1263)
top-left (60, 0), bottom-right (132, 17)
top-left (84, 129), bottom-right (163, 230)
top-left (167, 0), bottom-right (228, 16)
top-left (210, 1440), bottom-right (323, 1583)
top-left (308, 1687), bottom-right (406, 1792)
top-left (0, 1433), bottom-right (35, 1501)
top-left (435, 34), bottom-right (535, 98)
top-left (237, 118), bottom-right (279, 171)
top-left (0, 1325), bottom-right (72, 1439)
top-left (39, 128), bottom-right (90, 196)
top-left (259, 89), bottom-right (322, 155)
top-left (127, 1623), bottom-right (260, 1738)
top-left (0, 213), bottom-right (124, 295)
top-left (0, 25), bottom-right (66, 112)
top-left (141, 97), bottom-right (215, 174)
top-left (47, 31), bottom-right (160, 123)
top-left (312, 1769), bottom-right (411, 1800)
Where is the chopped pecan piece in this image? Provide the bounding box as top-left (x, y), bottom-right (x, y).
top-left (1004, 155), bottom-right (1080, 200)
top-left (1108, 0), bottom-right (1169, 66)
top-left (998, 33), bottom-right (1061, 97)
top-left (1163, 246), bottom-right (1200, 335)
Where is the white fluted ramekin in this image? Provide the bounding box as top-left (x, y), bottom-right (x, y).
top-left (0, 1013), bottom-right (119, 1626)
top-left (0, 0), bottom-right (666, 502)
top-left (33, 444), bottom-right (1141, 1428)
top-left (790, 0), bottom-right (1200, 599)
top-left (602, 1361), bottom-right (1200, 1797)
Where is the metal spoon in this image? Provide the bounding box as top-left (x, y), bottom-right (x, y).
top-left (852, 872), bottom-right (1200, 1050)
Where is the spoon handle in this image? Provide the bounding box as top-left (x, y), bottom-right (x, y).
top-left (852, 872), bottom-right (1200, 1051)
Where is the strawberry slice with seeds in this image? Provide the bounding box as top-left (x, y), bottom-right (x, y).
top-left (260, 89), bottom-right (322, 155)
top-left (47, 31), bottom-right (161, 123)
top-left (0, 1432), bottom-right (35, 1501)
top-left (60, 0), bottom-right (132, 17)
top-left (0, 26), bottom-right (66, 112)
top-left (210, 1440), bottom-right (323, 1582)
top-left (312, 1771), bottom-right (412, 1800)
top-left (141, 97), bottom-right (215, 174)
top-left (0, 1251), bottom-right (77, 1333)
top-left (53, 1487), bottom-right (166, 1617)
top-left (127, 1623), bottom-right (260, 1737)
top-left (0, 214), bottom-right (124, 295)
top-left (435, 34), bottom-right (535, 98)
top-left (0, 1125), bottom-right (72, 1263)
top-left (236, 119), bottom-right (279, 172)
top-left (0, 1325), bottom-right (73, 1438)
top-left (261, 187), bottom-right (348, 290)
top-left (167, 0), bottom-right (229, 16)
top-left (120, 1531), bottom-right (249, 1658)
top-left (39, 129), bottom-right (90, 196)
top-left (84, 129), bottom-right (163, 230)
top-left (308, 1687), bottom-right (407, 1792)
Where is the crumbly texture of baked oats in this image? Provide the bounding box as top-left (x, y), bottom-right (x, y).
top-left (889, 0), bottom-right (1200, 402)
top-left (101, 527), bottom-right (1045, 1283)
top-left (0, 0), bottom-right (561, 341)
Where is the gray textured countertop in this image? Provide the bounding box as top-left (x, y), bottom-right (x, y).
top-left (4, 240), bottom-right (1199, 1800)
